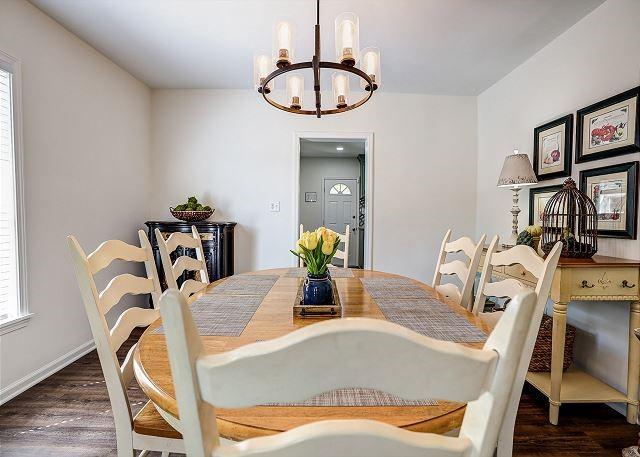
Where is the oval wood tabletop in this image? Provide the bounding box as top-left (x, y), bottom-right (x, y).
top-left (133, 268), bottom-right (492, 441)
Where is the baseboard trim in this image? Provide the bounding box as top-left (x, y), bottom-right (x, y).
top-left (0, 340), bottom-right (95, 405)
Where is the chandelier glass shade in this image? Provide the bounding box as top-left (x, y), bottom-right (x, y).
top-left (253, 0), bottom-right (380, 118)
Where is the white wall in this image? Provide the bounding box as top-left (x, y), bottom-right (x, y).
top-left (150, 89), bottom-right (478, 283)
top-left (0, 0), bottom-right (151, 400)
top-left (299, 157), bottom-right (361, 230)
top-left (476, 0), bottom-right (640, 406)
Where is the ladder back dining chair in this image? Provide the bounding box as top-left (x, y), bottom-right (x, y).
top-left (299, 223), bottom-right (351, 268)
top-left (159, 287), bottom-right (538, 457)
top-left (432, 229), bottom-right (486, 310)
top-left (67, 232), bottom-right (183, 457)
top-left (332, 224), bottom-right (351, 268)
top-left (155, 226), bottom-right (209, 298)
top-left (473, 236), bottom-right (563, 457)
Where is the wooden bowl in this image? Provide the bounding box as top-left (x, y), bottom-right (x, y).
top-left (169, 207), bottom-right (214, 222)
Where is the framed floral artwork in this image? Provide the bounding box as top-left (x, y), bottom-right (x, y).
top-left (533, 114), bottom-right (573, 181)
top-left (579, 161), bottom-right (638, 239)
top-left (576, 86), bottom-right (640, 163)
top-left (528, 184), bottom-right (562, 227)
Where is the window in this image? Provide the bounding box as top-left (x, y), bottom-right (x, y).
top-left (329, 183), bottom-right (351, 195)
top-left (0, 51), bottom-right (28, 334)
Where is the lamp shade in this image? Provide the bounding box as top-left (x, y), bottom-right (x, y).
top-left (497, 152), bottom-right (538, 187)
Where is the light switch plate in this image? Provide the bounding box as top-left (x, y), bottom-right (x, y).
top-left (269, 201), bottom-right (280, 212)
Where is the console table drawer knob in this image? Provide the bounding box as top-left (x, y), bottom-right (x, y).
top-left (580, 280), bottom-right (595, 288)
top-left (621, 280), bottom-right (637, 288)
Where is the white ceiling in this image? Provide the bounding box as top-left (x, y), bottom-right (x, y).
top-left (29, 0), bottom-right (604, 95)
top-left (300, 139), bottom-right (364, 158)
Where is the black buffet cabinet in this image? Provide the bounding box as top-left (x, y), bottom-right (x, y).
top-left (145, 220), bottom-right (236, 291)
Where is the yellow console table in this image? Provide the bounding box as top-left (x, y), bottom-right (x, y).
top-left (480, 250), bottom-right (640, 425)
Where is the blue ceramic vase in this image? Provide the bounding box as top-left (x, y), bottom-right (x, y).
top-left (303, 273), bottom-right (332, 305)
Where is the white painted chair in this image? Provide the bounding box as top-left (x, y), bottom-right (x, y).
top-left (159, 286), bottom-right (538, 457)
top-left (333, 224), bottom-right (351, 268)
top-left (155, 226), bottom-right (209, 298)
top-left (473, 236), bottom-right (563, 457)
top-left (298, 224), bottom-right (305, 267)
top-left (299, 223), bottom-right (350, 268)
top-left (67, 232), bottom-right (183, 457)
top-left (432, 229), bottom-right (486, 310)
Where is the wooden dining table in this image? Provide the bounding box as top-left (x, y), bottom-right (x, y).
top-left (133, 268), bottom-right (492, 441)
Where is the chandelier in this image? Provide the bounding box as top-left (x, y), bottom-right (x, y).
top-left (253, 0), bottom-right (381, 118)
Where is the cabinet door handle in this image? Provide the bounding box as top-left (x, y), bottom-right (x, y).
top-left (621, 280), bottom-right (636, 288)
top-left (580, 280), bottom-right (595, 288)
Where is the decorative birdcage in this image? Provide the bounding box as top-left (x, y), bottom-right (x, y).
top-left (541, 178), bottom-right (598, 258)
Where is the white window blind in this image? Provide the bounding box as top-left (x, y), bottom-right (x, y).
top-left (0, 67), bottom-right (19, 322)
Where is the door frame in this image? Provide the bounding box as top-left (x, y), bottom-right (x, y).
top-left (292, 131), bottom-right (374, 269)
top-left (322, 177), bottom-right (360, 266)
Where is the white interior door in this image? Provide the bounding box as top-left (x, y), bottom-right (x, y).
top-left (323, 178), bottom-right (358, 266)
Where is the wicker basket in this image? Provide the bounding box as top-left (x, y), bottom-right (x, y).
top-left (169, 207), bottom-right (214, 222)
top-left (529, 314), bottom-right (576, 372)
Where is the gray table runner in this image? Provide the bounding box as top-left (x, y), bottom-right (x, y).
top-left (153, 275), bottom-right (279, 336)
top-left (285, 267), bottom-right (354, 278)
top-left (267, 388), bottom-right (437, 407)
top-left (360, 278), bottom-right (487, 343)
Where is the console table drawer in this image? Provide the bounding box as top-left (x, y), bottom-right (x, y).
top-left (570, 268), bottom-right (639, 297)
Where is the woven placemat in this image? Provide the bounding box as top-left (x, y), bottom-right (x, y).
top-left (212, 274), bottom-right (279, 295)
top-left (285, 267), bottom-right (354, 278)
top-left (360, 279), bottom-right (487, 343)
top-left (154, 275), bottom-right (278, 336)
top-left (267, 388), bottom-right (436, 407)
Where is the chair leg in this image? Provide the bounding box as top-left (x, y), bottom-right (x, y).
top-left (496, 413), bottom-right (514, 457)
top-left (138, 451), bottom-right (150, 457)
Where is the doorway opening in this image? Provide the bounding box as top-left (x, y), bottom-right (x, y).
top-left (293, 132), bottom-right (373, 269)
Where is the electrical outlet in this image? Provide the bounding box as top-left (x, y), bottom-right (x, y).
top-left (269, 201), bottom-right (280, 212)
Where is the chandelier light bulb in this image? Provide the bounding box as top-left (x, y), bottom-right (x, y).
top-left (253, 52), bottom-right (273, 93)
top-left (275, 22), bottom-right (294, 68)
top-left (335, 13), bottom-right (359, 66)
top-left (360, 47), bottom-right (381, 91)
top-left (332, 73), bottom-right (349, 109)
top-left (286, 73), bottom-right (304, 110)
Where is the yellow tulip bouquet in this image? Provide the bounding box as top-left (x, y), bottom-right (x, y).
top-left (291, 227), bottom-right (341, 276)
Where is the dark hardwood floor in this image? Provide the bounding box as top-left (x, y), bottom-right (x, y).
top-left (0, 328), bottom-right (637, 456)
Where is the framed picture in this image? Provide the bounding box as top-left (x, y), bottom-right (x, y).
top-left (529, 184), bottom-right (562, 226)
top-left (533, 114), bottom-right (573, 181)
top-left (579, 161), bottom-right (638, 239)
top-left (576, 86), bottom-right (640, 163)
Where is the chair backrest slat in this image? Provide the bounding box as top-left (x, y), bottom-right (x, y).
top-left (211, 419), bottom-right (472, 457)
top-left (444, 237), bottom-right (477, 259)
top-left (99, 274), bottom-right (155, 314)
top-left (173, 255), bottom-right (205, 278)
top-left (156, 226), bottom-right (209, 297)
top-left (432, 229), bottom-right (486, 310)
top-left (482, 278), bottom-right (525, 300)
top-left (109, 306), bottom-right (159, 353)
top-left (67, 231), bottom-right (162, 450)
top-left (489, 245), bottom-right (545, 278)
top-left (165, 231), bottom-right (200, 253)
top-left (160, 288), bottom-right (538, 457)
top-left (87, 239), bottom-right (149, 275)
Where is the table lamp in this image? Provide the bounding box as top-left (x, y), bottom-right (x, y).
top-left (497, 149), bottom-right (538, 245)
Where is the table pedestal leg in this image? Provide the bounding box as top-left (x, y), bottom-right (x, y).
top-left (549, 300), bottom-right (567, 425)
top-left (627, 301), bottom-right (640, 424)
